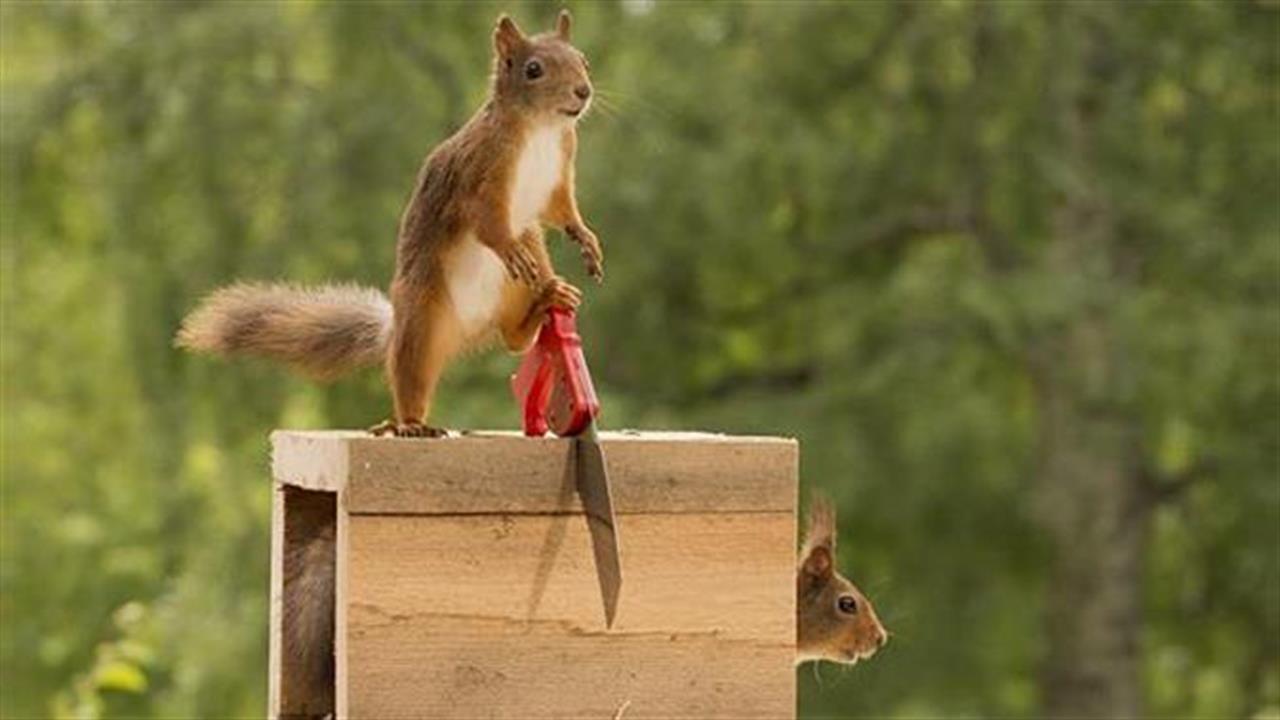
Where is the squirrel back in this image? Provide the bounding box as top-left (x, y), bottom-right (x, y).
top-left (796, 495), bottom-right (888, 665)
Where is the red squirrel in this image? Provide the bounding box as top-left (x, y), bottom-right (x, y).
top-left (796, 496), bottom-right (889, 665)
top-left (177, 10), bottom-right (601, 438)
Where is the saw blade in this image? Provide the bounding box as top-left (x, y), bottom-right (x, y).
top-left (576, 422), bottom-right (622, 628)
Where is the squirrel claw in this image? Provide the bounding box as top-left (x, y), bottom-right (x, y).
top-left (567, 224), bottom-right (604, 284)
top-left (584, 253), bottom-right (604, 284)
top-left (538, 276), bottom-right (582, 312)
top-left (368, 420), bottom-right (449, 438)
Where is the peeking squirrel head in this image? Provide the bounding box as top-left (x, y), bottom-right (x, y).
top-left (491, 10), bottom-right (593, 124)
top-left (797, 495), bottom-right (888, 665)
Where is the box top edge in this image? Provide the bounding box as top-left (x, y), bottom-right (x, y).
top-left (271, 429), bottom-right (798, 445)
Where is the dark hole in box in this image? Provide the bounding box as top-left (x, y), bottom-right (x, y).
top-left (280, 486), bottom-right (336, 719)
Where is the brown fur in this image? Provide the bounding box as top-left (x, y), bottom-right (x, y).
top-left (177, 10), bottom-right (600, 436)
top-left (282, 520), bottom-right (335, 718)
top-left (382, 12), bottom-right (597, 434)
top-left (796, 495), bottom-right (889, 665)
top-left (175, 282), bottom-right (391, 381)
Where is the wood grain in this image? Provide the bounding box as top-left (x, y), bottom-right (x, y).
top-left (271, 431), bottom-right (351, 493)
top-left (346, 616), bottom-right (791, 719)
top-left (268, 481), bottom-right (284, 718)
top-left (342, 512), bottom-right (795, 719)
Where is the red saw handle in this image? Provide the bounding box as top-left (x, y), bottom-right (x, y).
top-left (511, 307), bottom-right (600, 437)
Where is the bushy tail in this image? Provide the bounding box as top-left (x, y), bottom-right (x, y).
top-left (176, 282), bottom-right (392, 381)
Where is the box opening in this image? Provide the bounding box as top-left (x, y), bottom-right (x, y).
top-left (279, 486), bottom-right (336, 719)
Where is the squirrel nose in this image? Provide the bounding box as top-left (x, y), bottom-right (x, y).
top-left (574, 84), bottom-right (591, 101)
top-left (876, 631), bottom-right (889, 648)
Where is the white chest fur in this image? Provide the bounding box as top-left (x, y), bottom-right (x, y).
top-left (446, 234), bottom-right (507, 338)
top-left (445, 127), bottom-right (564, 339)
top-left (508, 125), bottom-right (564, 234)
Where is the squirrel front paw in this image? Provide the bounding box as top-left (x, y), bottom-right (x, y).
top-left (566, 224), bottom-right (603, 283)
top-left (493, 241), bottom-right (542, 286)
top-left (536, 276), bottom-right (583, 313)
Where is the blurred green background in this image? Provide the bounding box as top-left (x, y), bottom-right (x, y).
top-left (2, 2), bottom-right (1277, 718)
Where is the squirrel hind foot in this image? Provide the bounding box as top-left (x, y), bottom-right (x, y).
top-left (367, 419), bottom-right (450, 439)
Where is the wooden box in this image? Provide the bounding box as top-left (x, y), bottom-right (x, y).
top-left (269, 430), bottom-right (797, 719)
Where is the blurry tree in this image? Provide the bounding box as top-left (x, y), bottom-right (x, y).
top-left (1, 2), bottom-right (1276, 718)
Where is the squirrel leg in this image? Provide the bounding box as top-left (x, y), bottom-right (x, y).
top-left (542, 159), bottom-right (604, 283)
top-left (497, 233), bottom-right (571, 353)
top-left (376, 295), bottom-right (458, 438)
top-left (498, 277), bottom-right (582, 353)
top-left (476, 214), bottom-right (542, 286)
top-left (565, 223), bottom-right (604, 283)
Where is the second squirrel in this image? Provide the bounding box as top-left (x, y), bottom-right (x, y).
top-left (796, 496), bottom-right (889, 665)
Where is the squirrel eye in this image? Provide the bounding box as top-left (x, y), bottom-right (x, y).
top-left (838, 595), bottom-right (858, 615)
top-left (524, 59), bottom-right (543, 81)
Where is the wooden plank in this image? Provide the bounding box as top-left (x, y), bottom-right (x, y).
top-left (599, 436), bottom-right (796, 515)
top-left (346, 617), bottom-right (792, 719)
top-left (270, 431), bottom-right (798, 515)
top-left (267, 483), bottom-right (284, 719)
top-left (271, 431), bottom-right (350, 493)
top-left (345, 433), bottom-right (571, 516)
top-left (334, 490), bottom-right (350, 720)
top-left (342, 512), bottom-right (795, 718)
top-left (345, 513), bottom-right (794, 634)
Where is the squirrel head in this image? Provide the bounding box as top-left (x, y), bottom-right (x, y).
top-left (491, 10), bottom-right (593, 125)
top-left (796, 495), bottom-right (889, 665)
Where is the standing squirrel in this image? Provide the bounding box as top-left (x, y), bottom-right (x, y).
top-left (177, 10), bottom-right (601, 438)
top-left (796, 496), bottom-right (889, 665)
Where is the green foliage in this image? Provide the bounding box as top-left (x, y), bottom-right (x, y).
top-left (2, 2), bottom-right (1276, 718)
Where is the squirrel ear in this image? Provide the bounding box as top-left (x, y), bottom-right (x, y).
top-left (806, 494), bottom-right (838, 552)
top-left (493, 14), bottom-right (525, 58)
top-left (799, 495), bottom-right (837, 586)
top-left (555, 9), bottom-right (572, 41)
top-left (801, 545), bottom-right (834, 583)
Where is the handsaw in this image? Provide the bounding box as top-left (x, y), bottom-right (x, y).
top-left (511, 307), bottom-right (622, 627)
